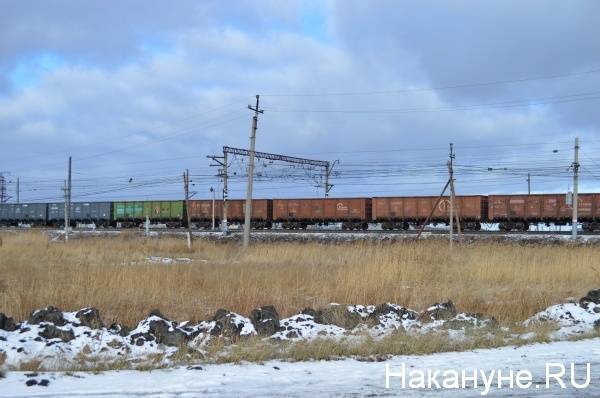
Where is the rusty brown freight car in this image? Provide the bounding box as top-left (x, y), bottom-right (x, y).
top-left (225, 199), bottom-right (272, 229)
top-left (188, 199), bottom-right (272, 229)
top-left (187, 200), bottom-right (223, 229)
top-left (488, 194), bottom-right (600, 231)
top-left (273, 198), bottom-right (371, 230)
top-left (372, 196), bottom-right (487, 230)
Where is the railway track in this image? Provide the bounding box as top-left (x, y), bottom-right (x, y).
top-left (1, 227), bottom-right (599, 236)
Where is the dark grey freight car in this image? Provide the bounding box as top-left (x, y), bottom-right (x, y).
top-left (48, 202), bottom-right (112, 226)
top-left (0, 203), bottom-right (47, 226)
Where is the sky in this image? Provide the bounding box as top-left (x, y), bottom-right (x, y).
top-left (1, 0), bottom-right (600, 202)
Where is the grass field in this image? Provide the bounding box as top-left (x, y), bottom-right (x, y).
top-left (1, 231), bottom-right (598, 327)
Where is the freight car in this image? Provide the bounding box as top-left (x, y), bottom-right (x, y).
top-left (0, 203), bottom-right (47, 226)
top-left (488, 194), bottom-right (600, 231)
top-left (112, 201), bottom-right (184, 228)
top-left (187, 200), bottom-right (223, 229)
top-left (224, 199), bottom-right (272, 229)
top-left (187, 199), bottom-right (272, 229)
top-left (47, 202), bottom-right (112, 227)
top-left (372, 196), bottom-right (487, 230)
top-left (273, 198), bottom-right (371, 230)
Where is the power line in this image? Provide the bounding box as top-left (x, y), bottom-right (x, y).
top-left (261, 67), bottom-right (600, 97)
top-left (262, 90), bottom-right (600, 114)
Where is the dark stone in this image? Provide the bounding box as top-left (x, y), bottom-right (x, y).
top-left (419, 301), bottom-right (457, 322)
top-left (130, 332), bottom-right (156, 346)
top-left (19, 327), bottom-right (31, 333)
top-left (39, 324), bottom-right (75, 342)
top-left (580, 289), bottom-right (600, 308)
top-left (367, 303), bottom-right (419, 326)
top-left (0, 336), bottom-right (5, 341)
top-left (0, 313), bottom-right (16, 331)
top-left (148, 319), bottom-right (190, 346)
top-left (187, 365), bottom-right (203, 370)
top-left (39, 379), bottom-right (50, 387)
top-left (210, 309), bottom-right (249, 339)
top-left (149, 309), bottom-right (166, 319)
top-left (273, 366), bottom-right (280, 370)
top-left (315, 305), bottom-right (362, 329)
top-left (444, 313), bottom-right (498, 330)
top-left (249, 306), bottom-right (280, 336)
top-left (594, 319), bottom-right (600, 331)
top-left (301, 308), bottom-right (318, 318)
top-left (211, 309), bottom-right (229, 322)
top-left (372, 303), bottom-right (418, 320)
top-left (17, 347), bottom-right (24, 353)
top-left (75, 308), bottom-right (104, 329)
top-left (25, 372), bottom-right (38, 377)
top-left (25, 379), bottom-right (37, 387)
top-left (109, 323), bottom-right (130, 337)
top-left (29, 306), bottom-right (66, 326)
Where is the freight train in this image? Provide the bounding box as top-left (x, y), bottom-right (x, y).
top-left (1, 193), bottom-right (599, 231)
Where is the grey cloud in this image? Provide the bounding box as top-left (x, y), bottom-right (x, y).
top-left (0, 1), bottom-right (597, 202)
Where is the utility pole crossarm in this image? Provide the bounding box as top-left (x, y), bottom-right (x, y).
top-left (223, 146), bottom-right (330, 169)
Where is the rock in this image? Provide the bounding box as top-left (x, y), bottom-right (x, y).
top-left (301, 308), bottom-right (318, 318)
top-left (249, 306), bottom-right (280, 336)
top-left (148, 319), bottom-right (190, 346)
top-left (108, 323), bottom-right (130, 337)
top-left (444, 313), bottom-right (498, 329)
top-left (75, 308), bottom-right (104, 329)
top-left (130, 332), bottom-right (155, 346)
top-left (315, 305), bottom-right (362, 329)
top-left (39, 324), bottom-right (74, 342)
top-left (594, 319), bottom-right (600, 332)
top-left (211, 309), bottom-right (253, 339)
top-left (579, 289), bottom-right (600, 308)
top-left (29, 306), bottom-right (66, 326)
top-left (39, 379), bottom-right (50, 387)
top-left (25, 379), bottom-right (37, 387)
top-left (0, 313), bottom-right (17, 331)
top-left (149, 309), bottom-right (166, 319)
top-left (419, 301), bottom-right (457, 322)
top-left (372, 303), bottom-right (418, 320)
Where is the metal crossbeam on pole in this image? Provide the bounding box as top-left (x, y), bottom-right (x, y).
top-left (223, 146), bottom-right (330, 168)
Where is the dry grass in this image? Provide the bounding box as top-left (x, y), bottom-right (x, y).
top-left (1, 231), bottom-right (599, 327)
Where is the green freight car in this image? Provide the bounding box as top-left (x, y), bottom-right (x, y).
top-left (113, 201), bottom-right (184, 228)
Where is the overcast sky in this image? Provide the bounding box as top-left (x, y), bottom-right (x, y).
top-left (1, 0), bottom-right (600, 202)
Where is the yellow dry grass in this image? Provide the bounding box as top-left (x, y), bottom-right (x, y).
top-left (1, 231), bottom-right (598, 327)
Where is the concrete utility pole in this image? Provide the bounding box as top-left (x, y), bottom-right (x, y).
top-left (243, 95), bottom-right (263, 248)
top-left (63, 180), bottom-right (68, 242)
top-left (210, 187), bottom-right (216, 230)
top-left (67, 156), bottom-right (72, 229)
top-left (183, 169), bottom-right (193, 250)
top-left (222, 151), bottom-right (229, 234)
top-left (16, 177), bottom-right (19, 203)
top-left (449, 144), bottom-right (454, 247)
top-left (447, 143), bottom-right (462, 247)
top-left (527, 173), bottom-right (531, 195)
top-left (572, 137), bottom-right (580, 239)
